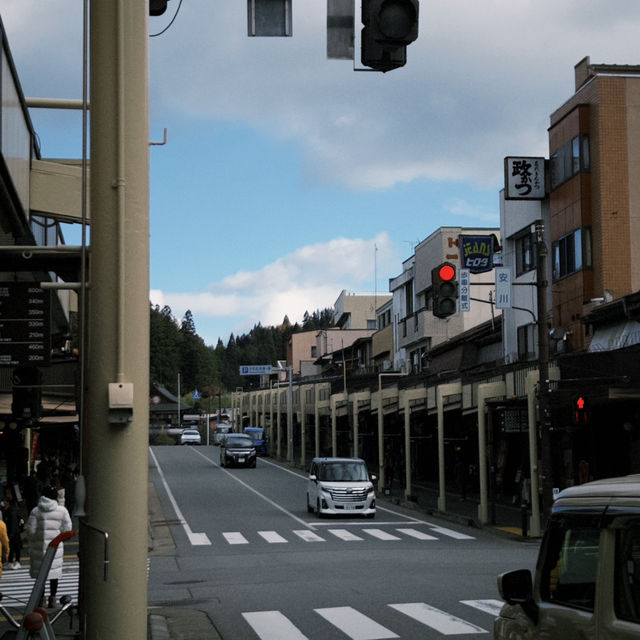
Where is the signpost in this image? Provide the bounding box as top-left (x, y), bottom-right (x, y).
top-left (0, 282), bottom-right (51, 367)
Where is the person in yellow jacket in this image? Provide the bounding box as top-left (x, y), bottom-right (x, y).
top-left (0, 515), bottom-right (10, 579)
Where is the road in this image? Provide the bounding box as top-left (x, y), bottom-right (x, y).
top-left (147, 445), bottom-right (539, 639)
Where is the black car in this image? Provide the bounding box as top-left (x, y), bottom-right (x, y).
top-left (219, 434), bottom-right (257, 468)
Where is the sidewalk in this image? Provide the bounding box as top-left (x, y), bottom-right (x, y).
top-left (382, 479), bottom-right (540, 540)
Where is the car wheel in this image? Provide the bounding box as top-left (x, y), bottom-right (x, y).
top-left (251, 461), bottom-right (256, 468)
top-left (220, 458), bottom-right (224, 467)
top-left (316, 499), bottom-right (324, 518)
top-left (365, 512), bottom-right (375, 519)
top-left (307, 494), bottom-right (313, 513)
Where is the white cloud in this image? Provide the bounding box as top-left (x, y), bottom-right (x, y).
top-left (150, 233), bottom-right (397, 343)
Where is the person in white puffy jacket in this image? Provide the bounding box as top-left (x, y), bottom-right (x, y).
top-left (26, 485), bottom-right (72, 608)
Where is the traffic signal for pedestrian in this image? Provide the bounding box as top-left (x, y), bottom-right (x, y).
top-left (361, 0), bottom-right (419, 72)
top-left (432, 262), bottom-right (458, 318)
top-left (11, 366), bottom-right (42, 421)
top-left (572, 395), bottom-right (589, 425)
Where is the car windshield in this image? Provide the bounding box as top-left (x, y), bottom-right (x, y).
top-left (225, 436), bottom-right (253, 448)
top-left (183, 430), bottom-right (199, 435)
top-left (318, 462), bottom-right (368, 482)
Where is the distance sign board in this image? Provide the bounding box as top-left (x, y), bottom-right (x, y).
top-left (239, 365), bottom-right (273, 376)
top-left (0, 282), bottom-right (51, 367)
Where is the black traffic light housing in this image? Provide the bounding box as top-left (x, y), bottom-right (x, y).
top-left (11, 366), bottom-right (42, 421)
top-left (361, 0), bottom-right (419, 72)
top-left (432, 262), bottom-right (458, 318)
top-left (150, 0), bottom-right (169, 16)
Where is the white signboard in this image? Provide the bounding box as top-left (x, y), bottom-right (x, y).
top-left (239, 365), bottom-right (273, 376)
top-left (505, 157), bottom-right (545, 200)
top-left (459, 268), bottom-right (470, 312)
top-left (495, 267), bottom-right (512, 309)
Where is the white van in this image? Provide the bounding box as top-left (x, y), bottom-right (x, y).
top-left (495, 474), bottom-right (640, 640)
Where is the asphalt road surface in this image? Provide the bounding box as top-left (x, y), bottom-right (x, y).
top-left (147, 445), bottom-right (539, 640)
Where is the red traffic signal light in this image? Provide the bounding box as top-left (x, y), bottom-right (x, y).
top-left (431, 262), bottom-right (458, 319)
top-left (572, 395), bottom-right (588, 424)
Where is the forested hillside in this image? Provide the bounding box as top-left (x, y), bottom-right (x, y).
top-left (150, 304), bottom-right (334, 397)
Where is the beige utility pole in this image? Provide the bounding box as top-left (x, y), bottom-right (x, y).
top-left (80, 0), bottom-right (150, 636)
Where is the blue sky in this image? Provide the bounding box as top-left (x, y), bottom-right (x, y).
top-left (4, 1), bottom-right (640, 346)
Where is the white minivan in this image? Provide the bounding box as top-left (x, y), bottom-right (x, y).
top-left (306, 457), bottom-right (376, 518)
top-left (495, 474), bottom-right (640, 640)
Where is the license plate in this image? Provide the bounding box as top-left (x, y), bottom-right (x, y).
top-left (344, 504), bottom-right (356, 510)
top-left (238, 457), bottom-right (245, 464)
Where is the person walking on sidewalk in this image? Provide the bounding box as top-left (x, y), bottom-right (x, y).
top-left (2, 487), bottom-right (24, 569)
top-left (26, 485), bottom-right (72, 609)
top-left (0, 510), bottom-right (10, 580)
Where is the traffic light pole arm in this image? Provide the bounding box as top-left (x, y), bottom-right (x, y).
top-left (469, 297), bottom-right (537, 323)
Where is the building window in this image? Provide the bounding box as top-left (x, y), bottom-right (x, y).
top-left (515, 230), bottom-right (536, 276)
top-left (517, 323), bottom-right (537, 360)
top-left (405, 281), bottom-right (413, 317)
top-left (550, 135), bottom-right (590, 189)
top-left (553, 229), bottom-right (586, 281)
top-left (311, 346), bottom-right (317, 358)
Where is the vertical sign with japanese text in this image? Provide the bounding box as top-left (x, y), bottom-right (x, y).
top-left (459, 268), bottom-right (470, 312)
top-left (505, 157), bottom-right (546, 200)
top-left (495, 267), bottom-right (512, 309)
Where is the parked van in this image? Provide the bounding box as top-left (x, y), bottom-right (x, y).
top-left (495, 474), bottom-right (640, 640)
top-left (243, 427), bottom-right (267, 455)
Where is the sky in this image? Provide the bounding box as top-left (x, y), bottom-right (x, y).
top-left (3, 1), bottom-right (640, 346)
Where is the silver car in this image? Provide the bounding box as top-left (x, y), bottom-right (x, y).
top-left (179, 429), bottom-right (201, 445)
top-left (306, 457), bottom-right (376, 518)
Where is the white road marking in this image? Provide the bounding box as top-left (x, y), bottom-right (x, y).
top-left (243, 611), bottom-right (309, 640)
top-left (293, 529), bottom-right (325, 542)
top-left (461, 599), bottom-right (505, 617)
top-left (258, 530), bottom-right (288, 544)
top-left (396, 528), bottom-right (438, 540)
top-left (328, 529), bottom-right (363, 541)
top-left (362, 528), bottom-right (401, 541)
top-left (315, 606), bottom-right (399, 640)
top-left (426, 525), bottom-right (475, 540)
top-left (149, 447), bottom-right (212, 546)
top-left (223, 532), bottom-right (249, 545)
top-left (389, 602), bottom-right (488, 634)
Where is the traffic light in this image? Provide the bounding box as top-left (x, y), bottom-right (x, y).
top-left (11, 366), bottom-right (42, 421)
top-left (432, 262), bottom-right (458, 318)
top-left (572, 395), bottom-right (589, 425)
top-left (149, 0), bottom-right (169, 16)
top-left (361, 0), bottom-right (419, 72)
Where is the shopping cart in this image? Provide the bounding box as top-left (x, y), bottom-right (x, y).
top-left (0, 530), bottom-right (78, 639)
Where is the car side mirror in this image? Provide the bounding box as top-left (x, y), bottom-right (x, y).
top-left (309, 474), bottom-right (317, 483)
top-left (497, 569), bottom-right (538, 624)
top-left (370, 474), bottom-right (377, 483)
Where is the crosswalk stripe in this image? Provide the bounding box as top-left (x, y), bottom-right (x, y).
top-left (426, 525), bottom-right (476, 540)
top-left (328, 529), bottom-right (363, 541)
top-left (362, 529), bottom-right (401, 541)
top-left (461, 599), bottom-right (504, 617)
top-left (243, 610), bottom-right (309, 640)
top-left (292, 530), bottom-right (325, 542)
top-left (315, 607), bottom-right (399, 640)
top-left (389, 602), bottom-right (488, 635)
top-left (258, 531), bottom-right (288, 544)
top-left (223, 532), bottom-right (249, 545)
top-left (395, 528), bottom-right (438, 540)
top-left (0, 563), bottom-right (79, 605)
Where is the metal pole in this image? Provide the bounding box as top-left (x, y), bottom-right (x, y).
top-left (535, 220), bottom-right (553, 523)
top-left (82, 0), bottom-right (149, 636)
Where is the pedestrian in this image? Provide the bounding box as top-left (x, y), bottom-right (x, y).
top-left (1, 487), bottom-right (23, 569)
top-left (0, 508), bottom-right (10, 580)
top-left (26, 485), bottom-right (72, 609)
